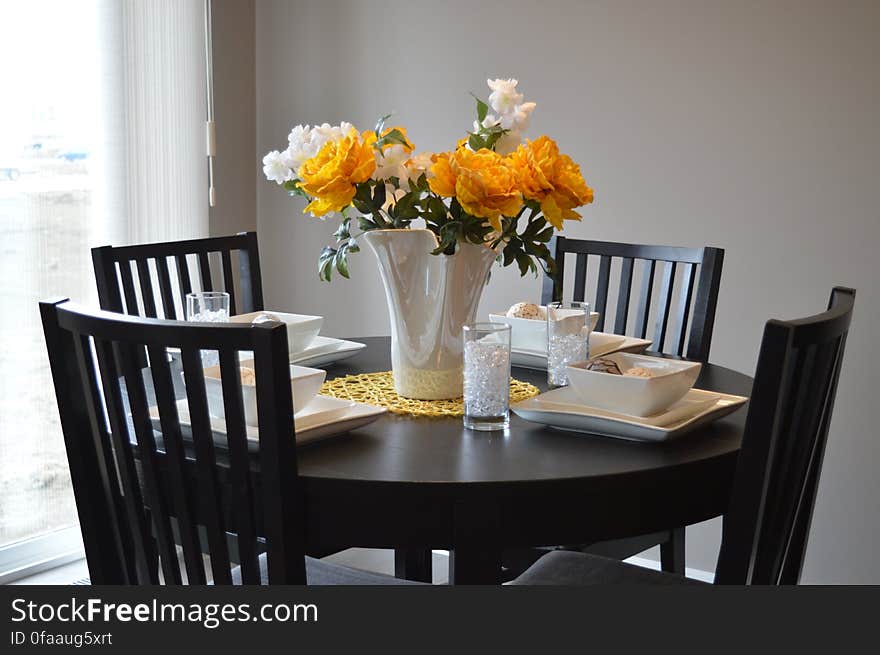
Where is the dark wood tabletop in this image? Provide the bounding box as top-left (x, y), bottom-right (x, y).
top-left (292, 336), bottom-right (752, 583)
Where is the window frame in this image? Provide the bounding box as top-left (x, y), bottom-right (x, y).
top-left (0, 527), bottom-right (84, 584)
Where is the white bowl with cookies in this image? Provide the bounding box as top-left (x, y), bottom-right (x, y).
top-left (202, 361), bottom-right (326, 426)
top-left (489, 302), bottom-right (600, 353)
top-left (566, 353), bottom-right (701, 417)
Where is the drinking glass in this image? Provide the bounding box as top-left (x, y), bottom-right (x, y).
top-left (463, 323), bottom-right (512, 431)
top-left (186, 291), bottom-right (230, 323)
top-left (547, 301), bottom-right (591, 388)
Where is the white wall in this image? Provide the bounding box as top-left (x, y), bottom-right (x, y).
top-left (256, 0), bottom-right (880, 582)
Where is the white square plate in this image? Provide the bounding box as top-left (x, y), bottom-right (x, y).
top-left (148, 394), bottom-right (386, 448)
top-left (511, 386), bottom-right (747, 442)
top-left (288, 336), bottom-right (367, 367)
top-left (232, 336), bottom-right (367, 368)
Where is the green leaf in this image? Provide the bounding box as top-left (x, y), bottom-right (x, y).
top-left (523, 239), bottom-right (549, 259)
top-left (318, 246), bottom-right (337, 282)
top-left (373, 128), bottom-right (410, 151)
top-left (332, 217), bottom-right (351, 242)
top-left (472, 93), bottom-right (489, 124)
top-left (468, 133), bottom-right (484, 151)
top-left (335, 249), bottom-right (350, 279)
top-left (346, 238), bottom-right (360, 253)
top-left (352, 199), bottom-right (374, 216)
top-left (521, 216), bottom-right (546, 238)
top-left (502, 240), bottom-right (520, 267)
top-left (355, 183), bottom-right (373, 203)
top-left (283, 179), bottom-right (310, 199)
top-left (432, 222), bottom-right (459, 255)
top-left (483, 130), bottom-right (505, 151)
top-left (535, 226), bottom-right (555, 242)
top-left (358, 216), bottom-right (378, 231)
top-left (515, 252), bottom-right (533, 277)
top-left (426, 196), bottom-right (448, 223)
top-left (374, 113), bottom-right (391, 135)
top-left (372, 182), bottom-right (386, 208)
top-left (394, 192), bottom-right (420, 220)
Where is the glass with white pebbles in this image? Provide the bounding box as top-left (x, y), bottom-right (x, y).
top-left (547, 301), bottom-right (591, 388)
top-left (463, 323), bottom-right (512, 431)
top-left (186, 292), bottom-right (230, 368)
top-left (186, 291), bottom-right (230, 323)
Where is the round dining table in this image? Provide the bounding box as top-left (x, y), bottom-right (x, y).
top-left (295, 337), bottom-right (753, 585)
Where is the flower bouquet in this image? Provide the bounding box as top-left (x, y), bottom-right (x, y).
top-left (263, 78), bottom-right (594, 399)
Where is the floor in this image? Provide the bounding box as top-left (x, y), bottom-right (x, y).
top-left (11, 548), bottom-right (451, 585)
top-left (12, 548), bottom-right (711, 585)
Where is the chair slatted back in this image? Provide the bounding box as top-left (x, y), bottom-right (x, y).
top-left (715, 287), bottom-right (855, 585)
top-left (541, 237), bottom-right (724, 361)
top-left (92, 232), bottom-right (263, 319)
top-left (40, 299), bottom-right (304, 585)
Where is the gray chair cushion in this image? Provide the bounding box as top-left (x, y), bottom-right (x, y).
top-left (511, 550), bottom-right (704, 585)
top-left (230, 553), bottom-right (425, 585)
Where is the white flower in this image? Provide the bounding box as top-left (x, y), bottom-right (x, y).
top-left (476, 80), bottom-right (537, 151)
top-left (499, 101), bottom-right (536, 132)
top-left (399, 151), bottom-right (434, 186)
top-left (487, 78), bottom-right (523, 116)
top-left (311, 122), bottom-right (349, 146)
top-left (474, 113), bottom-right (500, 132)
top-left (287, 124), bottom-right (311, 147)
top-left (494, 130), bottom-right (522, 156)
top-left (407, 151), bottom-right (434, 175)
top-left (262, 150), bottom-right (294, 184)
top-left (372, 143), bottom-right (410, 182)
top-left (285, 124), bottom-right (317, 173)
top-left (284, 121), bottom-right (355, 174)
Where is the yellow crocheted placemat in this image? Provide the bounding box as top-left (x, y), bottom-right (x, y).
top-left (320, 370), bottom-right (540, 418)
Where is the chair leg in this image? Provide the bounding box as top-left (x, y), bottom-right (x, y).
top-left (394, 547), bottom-right (432, 583)
top-left (660, 526), bottom-right (686, 575)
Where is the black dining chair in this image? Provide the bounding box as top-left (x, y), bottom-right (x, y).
top-left (522, 237), bottom-right (724, 575)
top-left (92, 231), bottom-right (263, 320)
top-left (542, 237), bottom-right (724, 362)
top-left (40, 298), bottom-right (417, 585)
top-left (513, 287), bottom-right (855, 585)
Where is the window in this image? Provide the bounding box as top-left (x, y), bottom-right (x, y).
top-left (0, 0), bottom-right (208, 580)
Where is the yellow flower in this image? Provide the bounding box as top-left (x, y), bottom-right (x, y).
top-left (297, 129), bottom-right (376, 216)
top-left (428, 146), bottom-right (522, 231)
top-left (510, 136), bottom-right (594, 229)
top-left (428, 152), bottom-right (457, 196)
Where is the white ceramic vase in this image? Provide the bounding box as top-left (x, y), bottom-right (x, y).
top-left (363, 229), bottom-right (497, 400)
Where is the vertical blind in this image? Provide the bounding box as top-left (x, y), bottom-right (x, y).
top-left (100, 0), bottom-right (209, 245)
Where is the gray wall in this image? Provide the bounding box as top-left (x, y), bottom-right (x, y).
top-left (210, 0), bottom-right (256, 236)
top-left (255, 0), bottom-right (880, 582)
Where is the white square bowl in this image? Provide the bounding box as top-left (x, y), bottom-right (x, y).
top-left (202, 362), bottom-right (326, 426)
top-left (488, 308), bottom-right (600, 353)
top-left (229, 311), bottom-right (323, 356)
top-left (566, 353), bottom-right (701, 417)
